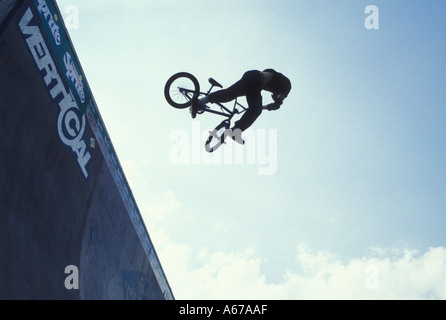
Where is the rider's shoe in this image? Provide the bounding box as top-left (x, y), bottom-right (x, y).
top-left (190, 97), bottom-right (199, 119)
top-left (191, 96), bottom-right (209, 119)
top-left (226, 127), bottom-right (245, 145)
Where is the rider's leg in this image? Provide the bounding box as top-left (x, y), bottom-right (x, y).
top-left (228, 91), bottom-right (263, 145)
top-left (206, 79), bottom-right (245, 104)
top-left (205, 70), bottom-right (262, 105)
top-left (232, 92), bottom-right (263, 132)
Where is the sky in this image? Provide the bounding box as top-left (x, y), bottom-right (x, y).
top-left (57, 0), bottom-right (446, 299)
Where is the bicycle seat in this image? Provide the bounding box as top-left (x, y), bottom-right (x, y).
top-left (209, 78), bottom-right (223, 88)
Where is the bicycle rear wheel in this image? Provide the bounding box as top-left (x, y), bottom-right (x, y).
top-left (164, 72), bottom-right (200, 109)
top-left (205, 119), bottom-right (230, 153)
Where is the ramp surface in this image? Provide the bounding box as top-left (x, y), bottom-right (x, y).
top-left (0, 0), bottom-right (173, 299)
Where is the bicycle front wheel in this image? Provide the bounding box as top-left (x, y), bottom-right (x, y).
top-left (164, 72), bottom-right (200, 109)
top-left (205, 119), bottom-right (230, 153)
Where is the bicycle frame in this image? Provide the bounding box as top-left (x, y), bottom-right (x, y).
top-left (202, 99), bottom-right (246, 120)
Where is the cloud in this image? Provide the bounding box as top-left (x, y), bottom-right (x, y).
top-left (158, 242), bottom-right (446, 300)
top-left (139, 190), bottom-right (181, 222)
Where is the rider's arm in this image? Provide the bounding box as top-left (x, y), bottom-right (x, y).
top-left (276, 93), bottom-right (287, 104)
top-left (265, 94), bottom-right (287, 111)
top-left (275, 94), bottom-right (287, 105)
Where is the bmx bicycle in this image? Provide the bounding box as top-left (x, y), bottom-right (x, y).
top-left (164, 72), bottom-right (265, 153)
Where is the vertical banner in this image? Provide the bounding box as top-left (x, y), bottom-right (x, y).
top-left (32, 0), bottom-right (91, 114)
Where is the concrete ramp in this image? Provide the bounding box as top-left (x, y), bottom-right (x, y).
top-left (0, 0), bottom-right (173, 299)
